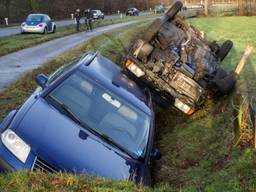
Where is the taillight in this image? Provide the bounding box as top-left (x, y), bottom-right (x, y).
top-left (38, 23), bottom-right (43, 27)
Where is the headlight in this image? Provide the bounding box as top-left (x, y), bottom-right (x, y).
top-left (125, 60), bottom-right (145, 77)
top-left (1, 129), bottom-right (31, 163)
top-left (174, 98), bottom-right (194, 115)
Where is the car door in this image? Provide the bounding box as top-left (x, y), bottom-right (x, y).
top-left (46, 15), bottom-right (53, 32)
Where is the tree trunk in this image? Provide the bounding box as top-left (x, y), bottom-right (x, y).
top-left (204, 0), bottom-right (208, 16)
top-left (5, 0), bottom-right (10, 19)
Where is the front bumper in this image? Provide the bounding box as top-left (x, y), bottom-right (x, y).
top-left (21, 26), bottom-right (44, 33)
top-left (0, 156), bottom-right (14, 173)
top-left (0, 139), bottom-right (35, 173)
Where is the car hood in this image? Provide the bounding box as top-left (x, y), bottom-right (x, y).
top-left (14, 97), bottom-right (147, 181)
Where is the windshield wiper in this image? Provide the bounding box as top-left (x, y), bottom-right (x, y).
top-left (79, 121), bottom-right (137, 159)
top-left (48, 95), bottom-right (81, 124)
top-left (48, 94), bottom-right (138, 159)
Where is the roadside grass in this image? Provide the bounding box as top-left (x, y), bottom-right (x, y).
top-left (0, 171), bottom-right (148, 192)
top-left (0, 16), bottom-right (256, 192)
top-left (0, 15), bottom-right (157, 57)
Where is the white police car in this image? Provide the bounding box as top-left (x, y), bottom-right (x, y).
top-left (21, 14), bottom-right (56, 34)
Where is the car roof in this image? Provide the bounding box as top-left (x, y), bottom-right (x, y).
top-left (28, 13), bottom-right (48, 17)
top-left (78, 52), bottom-right (152, 116)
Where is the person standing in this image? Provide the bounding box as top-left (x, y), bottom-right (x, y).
top-left (74, 9), bottom-right (81, 32)
top-left (84, 9), bottom-right (93, 32)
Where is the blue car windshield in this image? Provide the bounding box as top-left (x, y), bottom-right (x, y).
top-left (47, 71), bottom-right (150, 159)
top-left (27, 15), bottom-right (43, 22)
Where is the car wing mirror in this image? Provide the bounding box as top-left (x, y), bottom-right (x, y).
top-left (150, 148), bottom-right (162, 161)
top-left (35, 74), bottom-right (48, 89)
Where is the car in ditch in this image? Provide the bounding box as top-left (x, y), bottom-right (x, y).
top-left (21, 14), bottom-right (56, 34)
top-left (0, 52), bottom-right (160, 185)
top-left (123, 1), bottom-right (236, 115)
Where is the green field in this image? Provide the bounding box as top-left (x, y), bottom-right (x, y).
top-left (0, 16), bottom-right (256, 192)
top-left (189, 16), bottom-right (256, 106)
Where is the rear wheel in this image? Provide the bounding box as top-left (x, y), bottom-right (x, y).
top-left (43, 27), bottom-right (48, 34)
top-left (53, 26), bottom-right (56, 33)
top-left (142, 1), bottom-right (183, 42)
top-left (217, 40), bottom-right (233, 61)
top-left (142, 18), bottom-right (164, 42)
top-left (165, 1), bottom-right (183, 19)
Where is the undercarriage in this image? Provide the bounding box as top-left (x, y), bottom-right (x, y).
top-left (123, 1), bottom-right (237, 115)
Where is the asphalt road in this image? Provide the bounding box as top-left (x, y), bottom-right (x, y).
top-left (0, 19), bottom-right (147, 92)
top-left (0, 12), bottom-right (150, 37)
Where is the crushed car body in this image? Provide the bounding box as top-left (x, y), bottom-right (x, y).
top-left (123, 1), bottom-right (238, 115)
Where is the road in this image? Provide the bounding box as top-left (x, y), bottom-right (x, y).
top-left (0, 19), bottom-right (149, 92)
top-left (0, 12), bottom-right (151, 37)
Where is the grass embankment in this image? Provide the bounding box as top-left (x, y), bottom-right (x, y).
top-left (0, 15), bottom-right (156, 57)
top-left (0, 17), bottom-right (256, 191)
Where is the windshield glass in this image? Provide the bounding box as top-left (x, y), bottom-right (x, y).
top-left (27, 15), bottom-right (44, 22)
top-left (47, 70), bottom-right (150, 159)
top-left (46, 57), bottom-right (80, 85)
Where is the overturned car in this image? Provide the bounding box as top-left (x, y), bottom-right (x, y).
top-left (123, 1), bottom-right (237, 115)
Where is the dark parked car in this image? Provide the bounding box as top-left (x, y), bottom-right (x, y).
top-left (154, 4), bottom-right (165, 13)
top-left (92, 10), bottom-right (104, 20)
top-left (0, 52), bottom-right (160, 185)
top-left (126, 8), bottom-right (140, 16)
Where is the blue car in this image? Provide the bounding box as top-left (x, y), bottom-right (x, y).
top-left (21, 14), bottom-right (56, 34)
top-left (0, 52), bottom-right (160, 185)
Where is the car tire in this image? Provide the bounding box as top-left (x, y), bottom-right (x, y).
top-left (215, 67), bottom-right (228, 80)
top-left (142, 1), bottom-right (182, 42)
top-left (165, 1), bottom-right (183, 19)
top-left (142, 18), bottom-right (165, 42)
top-left (43, 27), bottom-right (48, 34)
top-left (53, 26), bottom-right (56, 33)
top-left (217, 40), bottom-right (233, 61)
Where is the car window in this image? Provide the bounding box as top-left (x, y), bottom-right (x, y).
top-left (47, 71), bottom-right (150, 159)
top-left (42, 16), bottom-right (48, 22)
top-left (47, 58), bottom-right (80, 85)
top-left (26, 15), bottom-right (43, 22)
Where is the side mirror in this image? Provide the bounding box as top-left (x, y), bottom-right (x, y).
top-left (150, 148), bottom-right (161, 161)
top-left (35, 74), bottom-right (48, 89)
